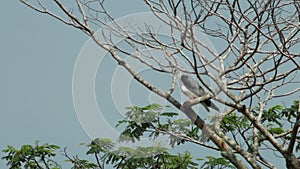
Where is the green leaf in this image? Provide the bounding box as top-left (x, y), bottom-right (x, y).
top-left (160, 112), bottom-right (179, 117)
top-left (87, 138), bottom-right (115, 154)
top-left (116, 119), bottom-right (128, 127)
top-left (143, 103), bottom-right (163, 110)
top-left (268, 127), bottom-right (285, 135)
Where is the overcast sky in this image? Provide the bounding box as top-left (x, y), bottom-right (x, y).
top-left (0, 0), bottom-right (144, 167)
top-left (1, 1), bottom-right (181, 168)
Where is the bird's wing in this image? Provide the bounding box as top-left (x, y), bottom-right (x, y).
top-left (180, 74), bottom-right (219, 112)
top-left (180, 75), bottom-right (206, 96)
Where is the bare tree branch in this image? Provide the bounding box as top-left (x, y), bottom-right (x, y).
top-left (20, 0), bottom-right (300, 168)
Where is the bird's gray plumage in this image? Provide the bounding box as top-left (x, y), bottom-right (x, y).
top-left (179, 74), bottom-right (219, 112)
top-left (181, 75), bottom-right (206, 97)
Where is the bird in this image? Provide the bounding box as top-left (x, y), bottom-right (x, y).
top-left (176, 70), bottom-right (219, 112)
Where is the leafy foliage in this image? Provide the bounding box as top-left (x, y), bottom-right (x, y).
top-left (64, 155), bottom-right (98, 169)
top-left (117, 104), bottom-right (200, 147)
top-left (2, 104), bottom-right (233, 169)
top-left (199, 156), bottom-right (235, 169)
top-left (3, 102), bottom-right (300, 168)
top-left (2, 141), bottom-right (60, 169)
top-left (221, 101), bottom-right (300, 153)
top-left (103, 146), bottom-right (198, 169)
top-left (221, 112), bottom-right (251, 133)
top-left (255, 101), bottom-right (299, 146)
top-left (86, 138), bottom-right (115, 155)
top-left (2, 140), bottom-right (201, 169)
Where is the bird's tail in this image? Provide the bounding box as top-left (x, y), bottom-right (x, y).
top-left (201, 102), bottom-right (210, 112)
top-left (204, 100), bottom-right (219, 112)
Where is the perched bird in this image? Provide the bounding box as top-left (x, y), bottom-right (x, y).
top-left (176, 71), bottom-right (219, 112)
